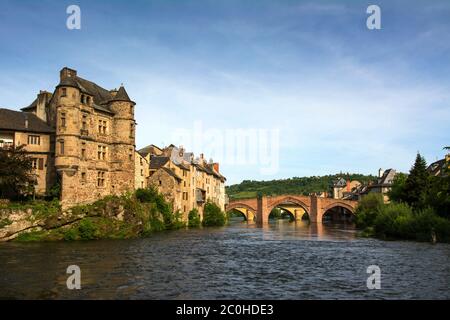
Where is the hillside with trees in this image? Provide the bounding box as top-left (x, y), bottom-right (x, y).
top-left (226, 173), bottom-right (377, 199)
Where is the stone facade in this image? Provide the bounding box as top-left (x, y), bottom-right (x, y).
top-left (1, 67), bottom-right (139, 208)
top-left (141, 145), bottom-right (226, 221)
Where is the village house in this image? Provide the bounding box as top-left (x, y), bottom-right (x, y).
top-left (139, 144), bottom-right (227, 221)
top-left (1, 67), bottom-right (228, 216)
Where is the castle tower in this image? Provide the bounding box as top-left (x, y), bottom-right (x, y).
top-left (108, 85), bottom-right (136, 195)
top-left (54, 67), bottom-right (83, 206)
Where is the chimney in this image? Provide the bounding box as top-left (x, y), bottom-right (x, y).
top-left (346, 179), bottom-right (350, 192)
top-left (213, 163), bottom-right (219, 173)
top-left (24, 114), bottom-right (29, 129)
top-left (378, 168), bottom-right (384, 178)
top-left (60, 67), bottom-right (77, 80)
top-left (36, 90), bottom-right (50, 122)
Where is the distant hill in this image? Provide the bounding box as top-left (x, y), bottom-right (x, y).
top-left (226, 174), bottom-right (377, 200)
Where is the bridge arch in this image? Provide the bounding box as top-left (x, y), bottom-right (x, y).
top-left (226, 203), bottom-right (257, 222)
top-left (321, 202), bottom-right (356, 222)
top-left (267, 196), bottom-right (310, 215)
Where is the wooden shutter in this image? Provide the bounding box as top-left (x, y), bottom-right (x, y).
top-left (38, 158), bottom-right (44, 170)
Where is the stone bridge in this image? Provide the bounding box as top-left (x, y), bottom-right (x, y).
top-left (226, 195), bottom-right (358, 224)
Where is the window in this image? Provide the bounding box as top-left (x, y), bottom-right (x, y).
top-left (97, 171), bottom-right (105, 187)
top-left (159, 180), bottom-right (162, 186)
top-left (97, 145), bottom-right (106, 160)
top-left (86, 96), bottom-right (91, 105)
top-left (31, 158), bottom-right (38, 169)
top-left (82, 114), bottom-right (87, 130)
top-left (102, 121), bottom-right (107, 134)
top-left (129, 123), bottom-right (134, 138)
top-left (140, 158), bottom-right (143, 165)
top-left (141, 181), bottom-right (144, 188)
top-left (61, 88), bottom-right (67, 97)
top-left (27, 135), bottom-right (40, 145)
top-left (98, 120), bottom-right (102, 133)
top-left (140, 169), bottom-right (143, 176)
top-left (61, 113), bottom-right (66, 127)
top-left (81, 172), bottom-right (86, 183)
top-left (59, 140), bottom-right (64, 155)
top-left (130, 105), bottom-right (133, 114)
top-left (129, 153), bottom-right (132, 161)
top-left (81, 143), bottom-right (86, 159)
top-left (80, 94), bottom-right (85, 104)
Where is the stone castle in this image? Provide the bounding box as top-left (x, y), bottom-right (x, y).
top-left (0, 67), bottom-right (226, 216)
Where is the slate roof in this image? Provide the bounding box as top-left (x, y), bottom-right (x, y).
top-left (56, 75), bottom-right (133, 114)
top-left (138, 144), bottom-right (163, 157)
top-left (111, 86), bottom-right (132, 102)
top-left (161, 167), bottom-right (182, 182)
top-left (0, 108), bottom-right (54, 133)
top-left (149, 156), bottom-right (169, 169)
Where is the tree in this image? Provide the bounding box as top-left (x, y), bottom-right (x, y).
top-left (0, 145), bottom-right (35, 199)
top-left (202, 200), bottom-right (227, 227)
top-left (388, 172), bottom-right (408, 203)
top-left (403, 153), bottom-right (429, 209)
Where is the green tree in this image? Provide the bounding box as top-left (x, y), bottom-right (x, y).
top-left (0, 145), bottom-right (35, 199)
top-left (388, 172), bottom-right (408, 203)
top-left (188, 208), bottom-right (201, 228)
top-left (202, 200), bottom-right (227, 227)
top-left (403, 153), bottom-right (429, 209)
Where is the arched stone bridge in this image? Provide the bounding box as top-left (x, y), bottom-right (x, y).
top-left (226, 195), bottom-right (358, 224)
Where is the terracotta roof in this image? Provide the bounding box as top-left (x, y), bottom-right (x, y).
top-left (0, 108), bottom-right (54, 133)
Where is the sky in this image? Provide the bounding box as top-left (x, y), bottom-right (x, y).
top-left (0, 0), bottom-right (449, 184)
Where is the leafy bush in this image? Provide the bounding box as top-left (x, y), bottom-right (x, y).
top-left (188, 208), bottom-right (201, 228)
top-left (203, 201), bottom-right (226, 227)
top-left (78, 219), bottom-right (98, 240)
top-left (355, 193), bottom-right (384, 228)
top-left (63, 228), bottom-right (78, 241)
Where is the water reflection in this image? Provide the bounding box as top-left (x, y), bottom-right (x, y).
top-left (0, 219), bottom-right (449, 299)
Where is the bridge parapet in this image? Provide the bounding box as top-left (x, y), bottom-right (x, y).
top-left (227, 194), bottom-right (359, 224)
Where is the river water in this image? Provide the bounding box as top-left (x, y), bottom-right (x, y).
top-left (0, 219), bottom-right (449, 299)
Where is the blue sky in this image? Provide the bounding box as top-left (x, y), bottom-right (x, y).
top-left (0, 0), bottom-right (449, 184)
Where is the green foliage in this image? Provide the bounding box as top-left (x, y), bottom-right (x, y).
top-left (63, 228), bottom-right (78, 241)
top-left (78, 218), bottom-right (99, 240)
top-left (203, 200), bottom-right (227, 227)
top-left (135, 188), bottom-right (154, 203)
top-left (355, 193), bottom-right (385, 228)
top-left (403, 153), bottom-right (429, 209)
top-left (387, 173), bottom-right (408, 203)
top-left (188, 208), bottom-right (201, 228)
top-left (425, 166), bottom-right (450, 219)
top-left (269, 207), bottom-right (282, 219)
top-left (226, 173), bottom-right (376, 199)
top-left (46, 182), bottom-right (61, 200)
top-left (0, 145), bottom-right (35, 199)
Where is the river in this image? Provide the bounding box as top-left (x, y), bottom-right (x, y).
top-left (0, 219), bottom-right (449, 299)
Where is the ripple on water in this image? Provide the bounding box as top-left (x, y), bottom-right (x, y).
top-left (0, 220), bottom-right (449, 299)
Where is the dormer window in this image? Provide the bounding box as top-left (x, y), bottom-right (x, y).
top-left (61, 88), bottom-right (67, 97)
top-left (80, 94), bottom-right (85, 104)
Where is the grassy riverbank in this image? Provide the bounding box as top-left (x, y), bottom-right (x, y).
top-left (0, 188), bottom-right (228, 242)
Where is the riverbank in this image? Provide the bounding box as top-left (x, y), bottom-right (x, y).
top-left (0, 188), bottom-right (229, 242)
